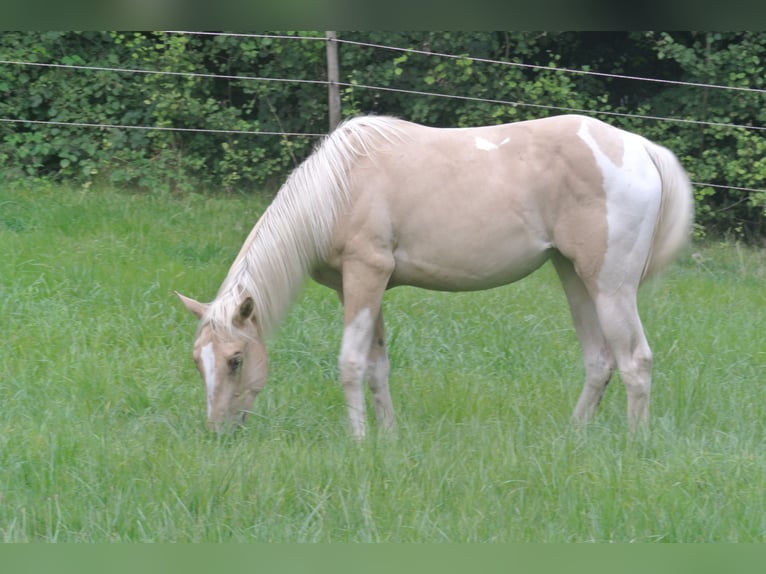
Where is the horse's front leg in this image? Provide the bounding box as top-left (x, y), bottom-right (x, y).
top-left (339, 306), bottom-right (375, 439)
top-left (366, 311), bottom-right (394, 431)
top-left (338, 256), bottom-right (393, 439)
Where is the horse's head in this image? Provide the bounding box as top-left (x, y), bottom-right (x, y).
top-left (175, 292), bottom-right (268, 432)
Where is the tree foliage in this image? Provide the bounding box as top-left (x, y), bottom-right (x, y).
top-left (1, 31), bottom-right (765, 239)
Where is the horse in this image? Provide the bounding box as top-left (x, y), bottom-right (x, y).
top-left (176, 113), bottom-right (693, 438)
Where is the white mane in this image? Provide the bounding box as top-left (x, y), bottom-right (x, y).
top-left (204, 115), bottom-right (408, 338)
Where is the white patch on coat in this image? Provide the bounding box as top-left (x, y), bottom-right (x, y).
top-left (338, 308), bottom-right (375, 438)
top-left (200, 342), bottom-right (216, 417)
top-left (576, 119), bottom-right (662, 292)
top-left (475, 136), bottom-right (496, 151)
top-left (340, 308), bottom-right (374, 364)
top-left (474, 136), bottom-right (510, 151)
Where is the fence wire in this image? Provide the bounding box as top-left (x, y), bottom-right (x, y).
top-left (2, 32), bottom-right (765, 195)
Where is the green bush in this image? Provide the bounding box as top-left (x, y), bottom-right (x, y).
top-left (1, 31), bottom-right (764, 238)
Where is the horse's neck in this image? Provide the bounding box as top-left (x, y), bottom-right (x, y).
top-left (213, 121), bottom-right (374, 335)
top-left (215, 196), bottom-right (321, 338)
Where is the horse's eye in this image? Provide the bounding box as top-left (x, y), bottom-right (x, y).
top-left (228, 354), bottom-right (243, 372)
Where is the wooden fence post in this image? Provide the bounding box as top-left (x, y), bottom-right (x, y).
top-left (325, 31), bottom-right (341, 132)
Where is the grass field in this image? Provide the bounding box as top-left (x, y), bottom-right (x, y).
top-left (1, 182), bottom-right (765, 542)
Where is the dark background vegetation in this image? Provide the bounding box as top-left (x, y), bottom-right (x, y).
top-left (2, 31), bottom-right (765, 239)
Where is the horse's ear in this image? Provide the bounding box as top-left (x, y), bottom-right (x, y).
top-left (235, 297), bottom-right (255, 326)
top-left (175, 291), bottom-right (209, 320)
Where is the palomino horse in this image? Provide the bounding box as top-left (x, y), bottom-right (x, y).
top-left (176, 114), bottom-right (693, 438)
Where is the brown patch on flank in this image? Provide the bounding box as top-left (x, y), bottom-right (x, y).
top-left (540, 116), bottom-right (611, 284)
top-left (584, 117), bottom-right (624, 167)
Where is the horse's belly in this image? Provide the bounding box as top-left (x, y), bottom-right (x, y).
top-left (389, 236), bottom-right (551, 291)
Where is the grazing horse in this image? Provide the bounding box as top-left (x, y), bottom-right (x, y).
top-left (176, 114), bottom-right (693, 438)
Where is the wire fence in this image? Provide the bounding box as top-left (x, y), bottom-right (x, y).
top-left (1, 31), bottom-right (765, 195)
top-left (166, 30), bottom-right (766, 97)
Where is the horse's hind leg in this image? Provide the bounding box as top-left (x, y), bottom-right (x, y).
top-left (553, 254), bottom-right (616, 423)
top-left (593, 288), bottom-right (653, 432)
top-left (366, 311), bottom-right (395, 431)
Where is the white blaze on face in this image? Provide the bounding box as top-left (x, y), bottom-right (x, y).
top-left (200, 342), bottom-right (216, 418)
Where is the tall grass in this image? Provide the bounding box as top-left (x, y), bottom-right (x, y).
top-left (1, 183), bottom-right (764, 542)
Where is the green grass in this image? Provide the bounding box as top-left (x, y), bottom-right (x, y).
top-left (1, 183), bottom-right (765, 542)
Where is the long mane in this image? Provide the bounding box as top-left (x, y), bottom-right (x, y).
top-left (203, 115), bottom-right (407, 338)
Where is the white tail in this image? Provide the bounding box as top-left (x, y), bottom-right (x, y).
top-left (642, 141), bottom-right (694, 281)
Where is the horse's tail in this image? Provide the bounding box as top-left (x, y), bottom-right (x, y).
top-left (641, 141), bottom-right (695, 281)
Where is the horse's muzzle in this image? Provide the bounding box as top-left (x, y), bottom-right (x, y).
top-left (206, 411), bottom-right (248, 433)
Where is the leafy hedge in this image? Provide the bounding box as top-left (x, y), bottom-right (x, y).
top-left (2, 31), bottom-right (765, 239)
